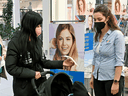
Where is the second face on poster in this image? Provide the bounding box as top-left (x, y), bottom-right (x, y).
top-left (49, 23), bottom-right (85, 72)
top-left (75, 0), bottom-right (95, 15)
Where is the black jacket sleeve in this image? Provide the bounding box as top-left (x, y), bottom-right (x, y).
top-left (5, 40), bottom-right (35, 79)
top-left (40, 58), bottom-right (63, 69)
top-left (37, 38), bottom-right (63, 69)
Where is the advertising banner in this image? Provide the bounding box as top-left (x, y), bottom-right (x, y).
top-left (84, 33), bottom-right (93, 51)
top-left (49, 23), bottom-right (85, 72)
top-left (84, 33), bottom-right (93, 78)
top-left (75, 0), bottom-right (95, 15)
top-left (114, 0), bottom-right (127, 15)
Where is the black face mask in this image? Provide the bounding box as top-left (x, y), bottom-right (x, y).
top-left (94, 22), bottom-right (105, 33)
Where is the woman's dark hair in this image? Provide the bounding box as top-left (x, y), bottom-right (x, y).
top-left (94, 4), bottom-right (120, 42)
top-left (19, 11), bottom-right (43, 57)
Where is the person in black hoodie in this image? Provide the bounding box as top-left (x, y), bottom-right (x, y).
top-left (5, 11), bottom-right (74, 96)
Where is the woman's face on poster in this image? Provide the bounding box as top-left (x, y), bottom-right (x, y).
top-left (116, 2), bottom-right (120, 12)
top-left (88, 16), bottom-right (93, 26)
top-left (57, 29), bottom-right (73, 56)
top-left (79, 0), bottom-right (84, 11)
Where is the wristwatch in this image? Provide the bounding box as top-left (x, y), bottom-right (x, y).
top-left (113, 80), bottom-right (120, 84)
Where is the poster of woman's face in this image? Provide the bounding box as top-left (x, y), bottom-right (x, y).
top-left (76, 0), bottom-right (86, 15)
top-left (121, 2), bottom-right (127, 15)
top-left (86, 0), bottom-right (95, 15)
top-left (114, 0), bottom-right (127, 15)
top-left (75, 0), bottom-right (95, 15)
top-left (49, 24), bottom-right (85, 71)
top-left (86, 15), bottom-right (94, 33)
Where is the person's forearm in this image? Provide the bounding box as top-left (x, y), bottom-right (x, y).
top-left (91, 65), bottom-right (95, 78)
top-left (114, 66), bottom-right (122, 81)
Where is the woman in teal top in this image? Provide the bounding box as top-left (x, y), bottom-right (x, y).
top-left (0, 35), bottom-right (6, 60)
top-left (0, 35), bottom-right (7, 78)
